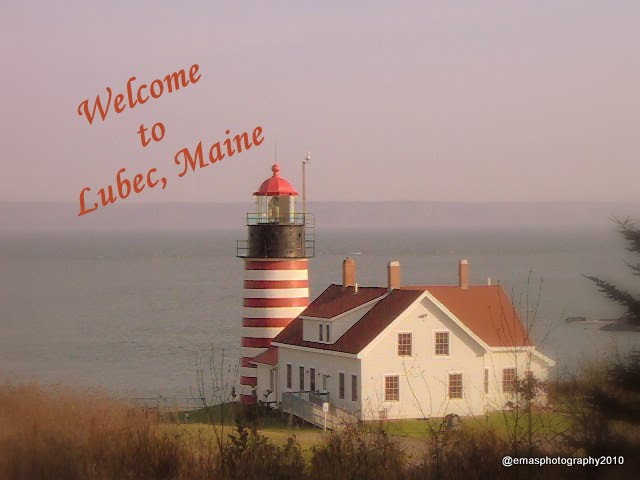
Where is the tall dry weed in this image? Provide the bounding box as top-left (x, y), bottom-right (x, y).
top-left (0, 382), bottom-right (194, 480)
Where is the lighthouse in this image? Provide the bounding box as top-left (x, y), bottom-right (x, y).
top-left (237, 163), bottom-right (315, 404)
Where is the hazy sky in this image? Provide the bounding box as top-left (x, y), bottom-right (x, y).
top-left (1, 1), bottom-right (639, 206)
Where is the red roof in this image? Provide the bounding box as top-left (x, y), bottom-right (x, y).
top-left (251, 347), bottom-right (278, 366)
top-left (273, 288), bottom-right (422, 354)
top-left (418, 285), bottom-right (532, 347)
top-left (273, 283), bottom-right (532, 354)
top-left (302, 284), bottom-right (388, 318)
top-left (254, 164), bottom-right (299, 196)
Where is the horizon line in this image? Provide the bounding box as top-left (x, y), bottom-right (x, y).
top-left (1, 200), bottom-right (637, 206)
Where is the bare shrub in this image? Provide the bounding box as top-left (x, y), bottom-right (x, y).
top-left (310, 423), bottom-right (405, 480)
top-left (223, 420), bottom-right (305, 480)
top-left (409, 430), bottom-right (516, 480)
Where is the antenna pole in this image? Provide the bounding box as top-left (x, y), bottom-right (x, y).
top-left (303, 152), bottom-right (311, 216)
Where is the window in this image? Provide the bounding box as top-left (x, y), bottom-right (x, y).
top-left (397, 333), bottom-right (412, 356)
top-left (299, 366), bottom-right (305, 391)
top-left (385, 376), bottom-right (399, 401)
top-left (351, 375), bottom-right (358, 401)
top-left (525, 370), bottom-right (534, 391)
top-left (502, 368), bottom-right (516, 393)
top-left (310, 368), bottom-right (316, 391)
top-left (339, 373), bottom-right (345, 399)
top-left (448, 373), bottom-right (463, 399)
top-left (325, 324), bottom-right (330, 342)
top-left (319, 324), bottom-right (323, 341)
top-left (322, 374), bottom-right (328, 391)
top-left (435, 331), bottom-right (449, 355)
top-left (484, 368), bottom-right (489, 394)
top-left (286, 364), bottom-right (292, 389)
top-left (269, 369), bottom-right (275, 391)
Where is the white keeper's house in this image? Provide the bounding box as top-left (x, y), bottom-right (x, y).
top-left (251, 258), bottom-right (555, 421)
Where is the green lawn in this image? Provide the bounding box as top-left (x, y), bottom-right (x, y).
top-left (171, 402), bottom-right (318, 431)
top-left (377, 410), bottom-right (571, 440)
top-left (168, 403), bottom-right (571, 451)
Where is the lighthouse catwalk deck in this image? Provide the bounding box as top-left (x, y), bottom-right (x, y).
top-left (236, 163), bottom-right (315, 404)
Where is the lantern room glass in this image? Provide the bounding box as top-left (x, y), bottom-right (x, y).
top-left (254, 194), bottom-right (296, 224)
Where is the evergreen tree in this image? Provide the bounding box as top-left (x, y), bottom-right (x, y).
top-left (584, 218), bottom-right (640, 325)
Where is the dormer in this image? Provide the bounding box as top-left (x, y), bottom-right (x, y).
top-left (301, 294), bottom-right (384, 343)
top-left (300, 259), bottom-right (388, 344)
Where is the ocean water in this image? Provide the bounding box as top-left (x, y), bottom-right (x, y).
top-left (1, 227), bottom-right (639, 399)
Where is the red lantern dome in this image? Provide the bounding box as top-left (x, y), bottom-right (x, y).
top-left (254, 163), bottom-right (299, 196)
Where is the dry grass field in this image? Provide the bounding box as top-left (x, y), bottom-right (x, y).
top-left (2, 373), bottom-right (640, 479)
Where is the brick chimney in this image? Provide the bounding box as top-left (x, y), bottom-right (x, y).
top-left (458, 259), bottom-right (469, 290)
top-left (343, 257), bottom-right (356, 287)
top-left (388, 261), bottom-right (401, 290)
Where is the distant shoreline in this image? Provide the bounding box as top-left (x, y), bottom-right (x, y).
top-left (565, 316), bottom-right (640, 332)
top-left (1, 200), bottom-right (635, 231)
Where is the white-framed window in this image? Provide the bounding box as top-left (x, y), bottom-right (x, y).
top-left (397, 332), bottom-right (412, 357)
top-left (299, 365), bottom-right (305, 391)
top-left (339, 372), bottom-right (345, 399)
top-left (435, 331), bottom-right (449, 356)
top-left (524, 370), bottom-right (535, 394)
top-left (319, 324), bottom-right (323, 341)
top-left (310, 367), bottom-right (316, 391)
top-left (384, 375), bottom-right (399, 401)
top-left (448, 372), bottom-right (463, 399)
top-left (351, 374), bottom-right (358, 402)
top-left (503, 368), bottom-right (516, 393)
top-left (286, 364), bottom-right (292, 389)
top-left (325, 324), bottom-right (330, 342)
top-left (269, 369), bottom-right (275, 391)
top-left (484, 368), bottom-right (489, 394)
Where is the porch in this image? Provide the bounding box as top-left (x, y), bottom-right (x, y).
top-left (281, 391), bottom-right (358, 430)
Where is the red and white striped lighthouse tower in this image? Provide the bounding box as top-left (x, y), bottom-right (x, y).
top-left (237, 163), bottom-right (315, 404)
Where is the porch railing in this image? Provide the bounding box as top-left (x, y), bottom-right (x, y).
top-left (281, 391), bottom-right (358, 430)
